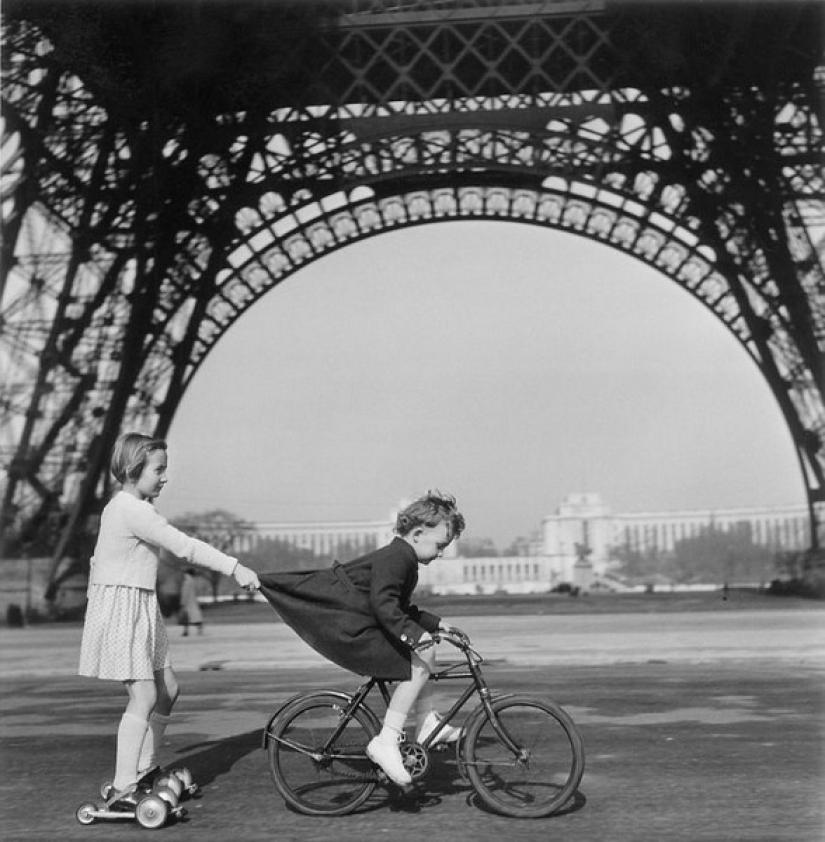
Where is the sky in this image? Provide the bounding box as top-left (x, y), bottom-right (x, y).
top-left (160, 221), bottom-right (806, 549)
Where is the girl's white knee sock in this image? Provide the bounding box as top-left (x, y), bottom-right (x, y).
top-left (113, 711), bottom-right (149, 790)
top-left (137, 712), bottom-right (171, 775)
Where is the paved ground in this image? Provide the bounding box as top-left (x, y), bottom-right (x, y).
top-left (1, 608), bottom-right (823, 841)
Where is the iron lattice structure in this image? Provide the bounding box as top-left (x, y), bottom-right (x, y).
top-left (1, 0), bottom-right (823, 590)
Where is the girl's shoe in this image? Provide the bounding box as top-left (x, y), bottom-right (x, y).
top-left (106, 784), bottom-right (140, 811)
top-left (416, 711), bottom-right (461, 745)
top-left (366, 736), bottom-right (412, 786)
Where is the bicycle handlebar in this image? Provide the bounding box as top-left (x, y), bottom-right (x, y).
top-left (441, 627), bottom-right (471, 644)
top-left (414, 628), bottom-right (465, 648)
top-left (413, 628), bottom-right (481, 662)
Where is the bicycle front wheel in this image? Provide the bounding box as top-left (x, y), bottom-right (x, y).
top-left (267, 693), bottom-right (379, 816)
top-left (463, 695), bottom-right (584, 819)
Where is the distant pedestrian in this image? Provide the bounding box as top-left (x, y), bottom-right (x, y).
top-left (259, 490), bottom-right (465, 786)
top-left (179, 568), bottom-right (203, 636)
top-left (78, 432), bottom-right (259, 809)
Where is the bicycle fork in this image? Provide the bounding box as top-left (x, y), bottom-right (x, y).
top-left (442, 659), bottom-right (529, 776)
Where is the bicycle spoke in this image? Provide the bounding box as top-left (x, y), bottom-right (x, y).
top-left (465, 697), bottom-right (584, 818)
top-left (268, 696), bottom-right (377, 816)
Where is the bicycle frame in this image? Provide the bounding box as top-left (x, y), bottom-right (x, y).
top-left (265, 631), bottom-right (585, 820)
top-left (264, 633), bottom-right (528, 766)
top-left (347, 634), bottom-right (527, 760)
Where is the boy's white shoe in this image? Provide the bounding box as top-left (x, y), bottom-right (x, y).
top-left (366, 736), bottom-right (412, 786)
top-left (416, 711), bottom-right (461, 745)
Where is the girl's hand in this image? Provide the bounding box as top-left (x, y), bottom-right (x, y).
top-left (234, 563), bottom-right (260, 591)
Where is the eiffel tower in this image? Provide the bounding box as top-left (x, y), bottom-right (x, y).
top-left (2, 0), bottom-right (823, 595)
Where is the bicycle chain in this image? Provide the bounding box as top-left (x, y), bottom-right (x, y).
top-left (310, 742), bottom-right (429, 782)
top-left (278, 736), bottom-right (380, 782)
top-left (276, 735), bottom-right (429, 783)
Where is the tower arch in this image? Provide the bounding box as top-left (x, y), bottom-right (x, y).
top-left (166, 173), bottom-right (821, 549)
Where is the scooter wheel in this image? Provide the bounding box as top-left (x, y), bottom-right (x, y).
top-left (76, 802), bottom-right (97, 825)
top-left (154, 784), bottom-right (179, 809)
top-left (135, 794), bottom-right (168, 829)
top-left (156, 774), bottom-right (183, 798)
top-left (172, 766), bottom-right (195, 791)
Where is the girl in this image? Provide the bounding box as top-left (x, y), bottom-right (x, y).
top-left (259, 490), bottom-right (465, 786)
top-left (78, 432), bottom-right (260, 807)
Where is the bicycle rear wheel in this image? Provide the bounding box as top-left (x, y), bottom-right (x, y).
top-left (463, 694), bottom-right (584, 819)
top-left (267, 693), bottom-right (379, 816)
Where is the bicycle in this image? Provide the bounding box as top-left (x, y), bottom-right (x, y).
top-left (262, 629), bottom-right (585, 819)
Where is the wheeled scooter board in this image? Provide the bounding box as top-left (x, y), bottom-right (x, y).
top-left (75, 789), bottom-right (182, 830)
top-left (76, 766), bottom-right (196, 828)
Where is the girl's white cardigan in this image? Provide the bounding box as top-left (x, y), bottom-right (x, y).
top-left (89, 491), bottom-right (237, 590)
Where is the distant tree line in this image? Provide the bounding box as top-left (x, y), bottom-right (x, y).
top-left (612, 521), bottom-right (778, 586)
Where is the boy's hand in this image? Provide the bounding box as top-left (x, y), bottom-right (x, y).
top-left (234, 563), bottom-right (260, 591)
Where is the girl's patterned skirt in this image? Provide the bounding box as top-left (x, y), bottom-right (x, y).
top-left (79, 584), bottom-right (171, 680)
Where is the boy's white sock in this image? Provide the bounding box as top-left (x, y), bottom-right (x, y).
top-left (415, 702), bottom-right (436, 731)
top-left (137, 712), bottom-right (171, 775)
top-left (113, 712), bottom-right (149, 790)
top-left (378, 708), bottom-right (407, 742)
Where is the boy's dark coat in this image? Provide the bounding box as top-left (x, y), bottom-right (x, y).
top-left (259, 537), bottom-right (441, 680)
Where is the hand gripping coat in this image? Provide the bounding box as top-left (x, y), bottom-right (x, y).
top-left (258, 537), bottom-right (441, 680)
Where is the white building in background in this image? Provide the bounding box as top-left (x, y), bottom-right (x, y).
top-left (233, 519), bottom-right (396, 556)
top-left (235, 493), bottom-right (810, 595)
top-left (613, 502), bottom-right (809, 555)
top-left (541, 492), bottom-right (616, 585)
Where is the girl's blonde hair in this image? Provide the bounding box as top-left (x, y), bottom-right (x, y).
top-left (395, 490), bottom-right (466, 540)
top-left (111, 432), bottom-right (167, 484)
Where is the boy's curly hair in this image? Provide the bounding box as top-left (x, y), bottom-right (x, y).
top-left (395, 490), bottom-right (466, 540)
